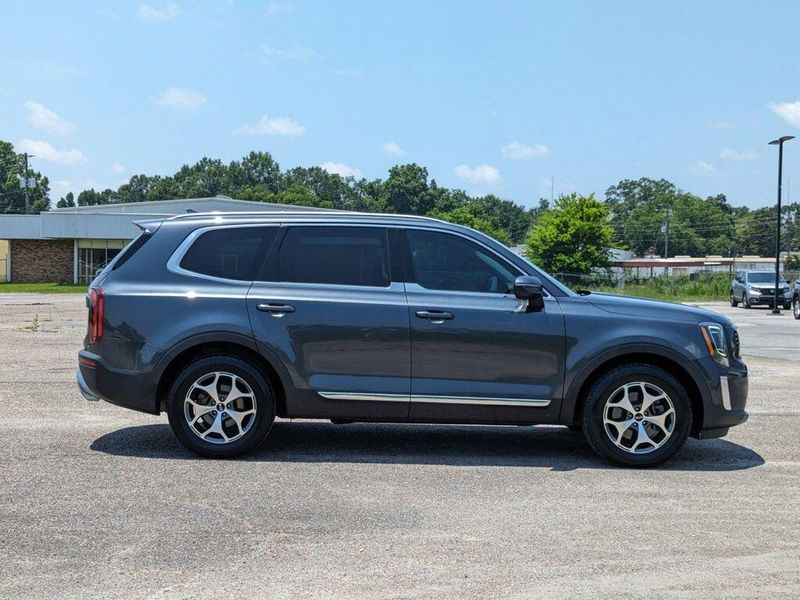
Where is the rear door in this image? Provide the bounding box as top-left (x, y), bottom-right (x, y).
top-left (401, 227), bottom-right (565, 423)
top-left (247, 225), bottom-right (410, 419)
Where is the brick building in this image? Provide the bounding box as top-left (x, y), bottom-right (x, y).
top-left (0, 197), bottom-right (323, 284)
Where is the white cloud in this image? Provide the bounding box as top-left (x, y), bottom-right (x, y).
top-left (233, 115), bottom-right (305, 136)
top-left (320, 161), bottom-right (362, 179)
top-left (382, 141), bottom-right (405, 157)
top-left (501, 140), bottom-right (549, 160)
top-left (768, 101), bottom-right (800, 129)
top-left (112, 162), bottom-right (126, 174)
top-left (23, 101), bottom-right (75, 136)
top-left (454, 164), bottom-right (501, 185)
top-left (138, 1), bottom-right (181, 20)
top-left (690, 161), bottom-right (716, 176)
top-left (719, 148), bottom-right (759, 161)
top-left (262, 45), bottom-right (316, 60)
top-left (17, 139), bottom-right (87, 165)
top-left (153, 87), bottom-right (207, 111)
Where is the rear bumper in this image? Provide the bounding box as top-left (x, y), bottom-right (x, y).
top-left (77, 350), bottom-right (159, 415)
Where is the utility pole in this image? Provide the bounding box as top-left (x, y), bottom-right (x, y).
top-left (664, 206), bottom-right (670, 259)
top-left (768, 135), bottom-right (794, 315)
top-left (20, 153), bottom-right (31, 213)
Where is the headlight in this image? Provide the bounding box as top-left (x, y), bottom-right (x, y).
top-left (748, 286), bottom-right (761, 294)
top-left (700, 322), bottom-right (729, 367)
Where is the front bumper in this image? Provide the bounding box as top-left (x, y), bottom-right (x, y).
top-left (748, 293), bottom-right (791, 306)
top-left (693, 358), bottom-right (748, 439)
top-left (77, 350), bottom-right (159, 414)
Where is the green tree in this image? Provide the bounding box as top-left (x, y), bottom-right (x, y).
top-left (56, 192), bottom-right (76, 208)
top-left (379, 163), bottom-right (435, 215)
top-left (428, 204), bottom-right (512, 245)
top-left (0, 141), bottom-right (51, 214)
top-left (526, 193), bottom-right (615, 273)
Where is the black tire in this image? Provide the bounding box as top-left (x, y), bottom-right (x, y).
top-left (793, 295), bottom-right (800, 320)
top-left (730, 291), bottom-right (738, 307)
top-left (580, 363), bottom-right (692, 467)
top-left (167, 355), bottom-right (276, 458)
top-left (744, 294), bottom-right (752, 309)
top-left (783, 302), bottom-right (791, 311)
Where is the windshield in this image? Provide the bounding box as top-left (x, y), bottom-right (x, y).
top-left (749, 272), bottom-right (785, 284)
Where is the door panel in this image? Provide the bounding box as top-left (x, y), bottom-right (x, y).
top-left (402, 228), bottom-right (566, 422)
top-left (247, 225), bottom-right (410, 419)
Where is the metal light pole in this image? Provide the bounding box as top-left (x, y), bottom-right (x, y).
top-left (768, 135), bottom-right (794, 315)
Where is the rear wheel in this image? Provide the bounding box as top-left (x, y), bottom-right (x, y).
top-left (581, 364), bottom-right (692, 467)
top-left (794, 295), bottom-right (800, 320)
top-left (167, 355), bottom-right (275, 458)
top-left (730, 291), bottom-right (738, 307)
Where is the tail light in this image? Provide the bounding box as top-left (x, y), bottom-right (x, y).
top-left (88, 287), bottom-right (105, 343)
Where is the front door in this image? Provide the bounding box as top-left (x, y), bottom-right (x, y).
top-left (247, 225), bottom-right (410, 419)
top-left (402, 228), bottom-right (565, 422)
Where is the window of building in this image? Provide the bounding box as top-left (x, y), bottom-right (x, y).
top-left (180, 227), bottom-right (277, 281)
top-left (78, 239), bottom-right (128, 284)
top-left (406, 229), bottom-right (517, 294)
top-left (276, 226), bottom-right (390, 287)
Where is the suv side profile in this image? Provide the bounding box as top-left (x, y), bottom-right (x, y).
top-left (731, 270), bottom-right (791, 310)
top-left (77, 212), bottom-right (748, 467)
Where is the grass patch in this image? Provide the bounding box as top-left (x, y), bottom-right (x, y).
top-left (587, 273), bottom-right (732, 302)
top-left (0, 282), bottom-right (87, 294)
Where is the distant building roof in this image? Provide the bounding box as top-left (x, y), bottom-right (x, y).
top-left (0, 196), bottom-right (328, 240)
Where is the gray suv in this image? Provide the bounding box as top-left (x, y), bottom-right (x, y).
top-left (77, 212), bottom-right (748, 467)
top-left (730, 270), bottom-right (791, 310)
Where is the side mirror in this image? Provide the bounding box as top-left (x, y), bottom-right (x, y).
top-left (514, 276), bottom-right (545, 311)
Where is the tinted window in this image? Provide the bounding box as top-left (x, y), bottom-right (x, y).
top-left (406, 229), bottom-right (517, 293)
top-left (278, 226), bottom-right (390, 287)
top-left (180, 227), bottom-right (277, 280)
top-left (748, 272), bottom-right (784, 284)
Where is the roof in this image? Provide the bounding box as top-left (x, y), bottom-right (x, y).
top-left (49, 196), bottom-right (326, 215)
top-left (615, 256), bottom-right (781, 268)
top-left (0, 196), bottom-right (329, 240)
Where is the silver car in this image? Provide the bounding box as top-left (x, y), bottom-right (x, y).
top-left (730, 270), bottom-right (791, 309)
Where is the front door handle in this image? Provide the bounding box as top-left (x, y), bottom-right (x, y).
top-left (415, 310), bottom-right (454, 322)
top-left (257, 303), bottom-right (296, 316)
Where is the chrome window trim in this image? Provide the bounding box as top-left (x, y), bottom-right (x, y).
top-left (401, 225), bottom-right (552, 298)
top-left (167, 223), bottom-right (281, 285)
top-left (318, 391), bottom-right (551, 407)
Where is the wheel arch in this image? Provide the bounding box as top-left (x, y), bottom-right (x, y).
top-left (153, 333), bottom-right (292, 416)
top-left (560, 345), bottom-right (708, 435)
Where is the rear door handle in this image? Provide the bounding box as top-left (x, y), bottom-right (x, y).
top-left (415, 310), bottom-right (454, 322)
top-left (257, 303), bottom-right (295, 315)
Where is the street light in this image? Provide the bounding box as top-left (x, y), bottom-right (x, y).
top-left (768, 135), bottom-right (794, 315)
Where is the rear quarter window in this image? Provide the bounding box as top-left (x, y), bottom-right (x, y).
top-left (179, 227), bottom-right (277, 281)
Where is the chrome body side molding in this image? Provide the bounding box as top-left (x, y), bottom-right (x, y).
top-left (318, 391), bottom-right (551, 407)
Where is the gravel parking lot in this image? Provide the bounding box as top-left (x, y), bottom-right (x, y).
top-left (1, 294), bottom-right (798, 599)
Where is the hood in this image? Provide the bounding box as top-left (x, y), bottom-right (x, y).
top-left (585, 292), bottom-right (732, 326)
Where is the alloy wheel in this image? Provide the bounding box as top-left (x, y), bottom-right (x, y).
top-left (183, 371), bottom-right (257, 444)
top-left (602, 382), bottom-right (676, 454)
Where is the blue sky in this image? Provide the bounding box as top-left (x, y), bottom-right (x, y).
top-left (2, 0), bottom-right (800, 209)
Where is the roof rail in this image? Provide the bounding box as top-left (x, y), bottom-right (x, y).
top-left (166, 210), bottom-right (440, 222)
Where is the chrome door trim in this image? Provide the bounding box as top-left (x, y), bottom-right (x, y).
top-left (319, 391), bottom-right (411, 402)
top-left (318, 391), bottom-right (551, 407)
top-left (412, 395), bottom-right (551, 407)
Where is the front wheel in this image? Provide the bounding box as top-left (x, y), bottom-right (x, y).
top-left (581, 364), bottom-right (692, 467)
top-left (730, 291), bottom-right (739, 307)
top-left (794, 296), bottom-right (800, 320)
top-left (744, 294), bottom-right (752, 309)
top-left (167, 355), bottom-right (276, 458)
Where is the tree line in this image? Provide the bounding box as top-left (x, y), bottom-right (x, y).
top-left (1, 140), bottom-right (797, 273)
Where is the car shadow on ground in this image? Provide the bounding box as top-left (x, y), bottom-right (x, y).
top-left (90, 421), bottom-right (765, 472)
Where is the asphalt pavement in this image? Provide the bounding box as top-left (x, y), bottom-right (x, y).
top-left (0, 294), bottom-right (798, 599)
